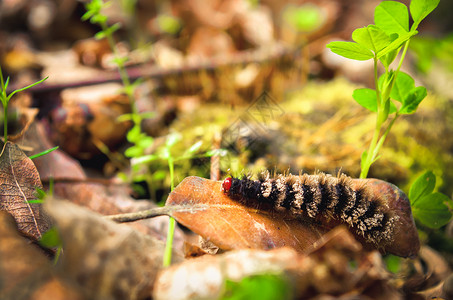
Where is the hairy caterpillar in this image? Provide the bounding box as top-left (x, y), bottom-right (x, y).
top-left (222, 171), bottom-right (399, 246)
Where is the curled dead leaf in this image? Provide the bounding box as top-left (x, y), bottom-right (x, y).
top-left (0, 140), bottom-right (50, 240)
top-left (352, 178), bottom-right (420, 257)
top-left (166, 176), bottom-right (419, 257)
top-left (397, 245), bottom-right (451, 298)
top-left (6, 107), bottom-right (38, 142)
top-left (167, 176), bottom-right (328, 253)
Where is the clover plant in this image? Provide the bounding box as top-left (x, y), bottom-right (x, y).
top-left (327, 0), bottom-right (439, 178)
top-left (327, 0), bottom-right (452, 229)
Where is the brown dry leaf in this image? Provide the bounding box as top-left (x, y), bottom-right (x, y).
top-left (183, 241), bottom-right (210, 259)
top-left (302, 227), bottom-right (401, 299)
top-left (237, 5), bottom-right (274, 47)
top-left (442, 274), bottom-right (453, 300)
top-left (186, 27), bottom-right (236, 62)
top-left (19, 119), bottom-right (179, 245)
top-left (24, 278), bottom-right (85, 300)
top-left (166, 176), bottom-right (419, 257)
top-left (22, 121), bottom-right (86, 181)
top-left (171, 0), bottom-right (241, 30)
top-left (22, 120), bottom-right (174, 241)
top-left (354, 178), bottom-right (420, 257)
top-left (0, 211), bottom-right (83, 300)
top-left (397, 246), bottom-right (451, 298)
top-left (72, 38), bottom-right (111, 68)
top-left (1, 47), bottom-right (41, 75)
top-left (154, 227), bottom-right (401, 300)
top-left (0, 140), bottom-right (50, 240)
top-left (53, 180), bottom-right (185, 246)
top-left (44, 199), bottom-right (183, 300)
top-left (7, 107), bottom-right (38, 142)
top-left (166, 176), bottom-right (330, 253)
top-left (51, 83), bottom-right (131, 159)
top-left (24, 117), bottom-right (183, 246)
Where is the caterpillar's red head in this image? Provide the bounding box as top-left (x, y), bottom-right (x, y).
top-left (222, 177), bottom-right (233, 192)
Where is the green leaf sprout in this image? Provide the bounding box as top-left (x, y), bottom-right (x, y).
top-left (326, 0), bottom-right (439, 178)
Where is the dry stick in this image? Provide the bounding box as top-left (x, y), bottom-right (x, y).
top-left (104, 204), bottom-right (208, 223)
top-left (9, 43), bottom-right (297, 95)
top-left (104, 206), bottom-right (170, 222)
top-left (8, 34), bottom-right (341, 96)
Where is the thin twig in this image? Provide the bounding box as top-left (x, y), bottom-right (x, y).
top-left (8, 43), bottom-right (296, 95)
top-left (104, 204), bottom-right (207, 223)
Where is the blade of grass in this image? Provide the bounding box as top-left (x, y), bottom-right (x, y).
top-left (7, 76), bottom-right (48, 101)
top-left (29, 146), bottom-right (59, 160)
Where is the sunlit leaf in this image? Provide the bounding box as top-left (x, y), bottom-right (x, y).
top-left (326, 41), bottom-right (374, 61)
top-left (352, 25), bottom-right (391, 53)
top-left (377, 30), bottom-right (417, 58)
top-left (410, 0), bottom-right (440, 29)
top-left (374, 1), bottom-right (409, 35)
top-left (353, 88), bottom-right (378, 112)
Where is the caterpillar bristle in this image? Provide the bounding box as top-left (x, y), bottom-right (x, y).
top-left (222, 171), bottom-right (399, 246)
top-left (258, 170), bottom-right (270, 182)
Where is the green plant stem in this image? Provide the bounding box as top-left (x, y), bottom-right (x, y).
top-left (49, 177), bottom-right (54, 197)
top-left (386, 40), bottom-right (411, 99)
top-left (373, 56), bottom-right (381, 109)
top-left (396, 40), bottom-right (410, 74)
top-left (0, 67), bottom-right (6, 142)
top-left (360, 120), bottom-right (381, 178)
top-left (360, 113), bottom-right (399, 179)
top-left (163, 217), bottom-right (176, 267)
top-left (98, 21), bottom-right (139, 119)
top-left (163, 155), bottom-right (176, 267)
top-left (54, 245), bottom-right (62, 265)
top-left (168, 156), bottom-right (175, 191)
top-left (360, 41), bottom-right (410, 179)
top-left (101, 22), bottom-right (130, 87)
top-left (3, 104), bottom-right (7, 143)
top-left (360, 56), bottom-right (383, 179)
top-left (374, 114), bottom-right (399, 158)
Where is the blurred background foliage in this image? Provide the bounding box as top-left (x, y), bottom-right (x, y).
top-left (0, 0), bottom-right (452, 199)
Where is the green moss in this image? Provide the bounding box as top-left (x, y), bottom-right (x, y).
top-left (164, 77), bottom-right (453, 195)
